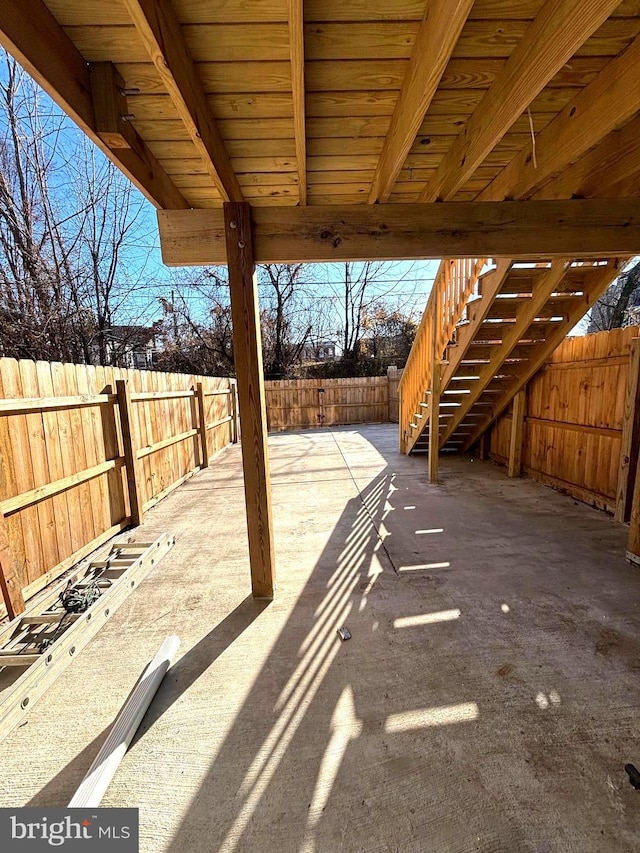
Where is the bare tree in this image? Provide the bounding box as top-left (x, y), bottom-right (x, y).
top-left (258, 263), bottom-right (311, 378)
top-left (0, 52), bottom-right (155, 364)
top-left (587, 259), bottom-right (640, 332)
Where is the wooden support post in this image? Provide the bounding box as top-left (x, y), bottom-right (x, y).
top-left (627, 447), bottom-right (640, 564)
top-left (399, 387), bottom-right (406, 454)
top-left (478, 429), bottom-right (492, 461)
top-left (115, 379), bottom-right (143, 527)
top-left (196, 383), bottom-right (209, 468)
top-left (428, 361), bottom-right (441, 484)
top-left (69, 635), bottom-right (180, 808)
top-left (0, 511), bottom-right (25, 619)
top-left (508, 389), bottom-right (526, 478)
top-left (224, 202), bottom-right (275, 600)
top-left (616, 338), bottom-right (640, 523)
top-left (230, 379), bottom-right (239, 443)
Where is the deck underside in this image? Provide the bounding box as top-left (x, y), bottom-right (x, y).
top-left (1, 424), bottom-right (639, 852)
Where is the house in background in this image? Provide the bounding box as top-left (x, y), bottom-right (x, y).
top-left (301, 340), bottom-right (337, 363)
top-left (98, 321), bottom-right (164, 369)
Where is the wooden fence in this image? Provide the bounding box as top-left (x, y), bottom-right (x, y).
top-left (489, 327), bottom-right (640, 515)
top-left (0, 358), bottom-right (237, 618)
top-left (265, 375), bottom-right (392, 430)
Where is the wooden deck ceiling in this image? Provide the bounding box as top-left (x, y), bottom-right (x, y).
top-left (3, 0), bottom-right (640, 245)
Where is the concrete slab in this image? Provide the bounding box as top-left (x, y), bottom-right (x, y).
top-left (1, 424), bottom-right (640, 852)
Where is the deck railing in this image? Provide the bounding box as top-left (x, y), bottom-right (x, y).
top-left (398, 257), bottom-right (487, 453)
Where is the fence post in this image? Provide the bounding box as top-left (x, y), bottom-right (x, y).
top-left (615, 337), bottom-right (640, 523)
top-left (478, 429), bottom-right (492, 461)
top-left (628, 450), bottom-right (640, 564)
top-left (116, 379), bottom-right (143, 527)
top-left (230, 379), bottom-right (239, 443)
top-left (0, 511), bottom-right (25, 619)
top-left (196, 383), bottom-right (209, 468)
top-left (508, 388), bottom-right (527, 478)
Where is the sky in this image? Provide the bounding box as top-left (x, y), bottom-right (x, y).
top-left (0, 48), bottom-right (442, 337)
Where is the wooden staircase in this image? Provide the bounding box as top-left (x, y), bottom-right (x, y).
top-left (399, 257), bottom-right (623, 463)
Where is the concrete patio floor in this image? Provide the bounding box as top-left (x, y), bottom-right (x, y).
top-left (1, 423), bottom-right (640, 852)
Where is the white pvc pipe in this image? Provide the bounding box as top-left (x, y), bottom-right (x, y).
top-left (69, 635), bottom-right (180, 808)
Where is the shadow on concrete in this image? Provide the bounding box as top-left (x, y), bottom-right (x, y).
top-left (161, 435), bottom-right (500, 853)
top-left (26, 595), bottom-right (268, 807)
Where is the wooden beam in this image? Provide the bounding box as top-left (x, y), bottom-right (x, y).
top-left (615, 337), bottom-right (640, 523)
top-left (368, 0), bottom-right (473, 204)
top-left (159, 199), bottom-right (640, 266)
top-left (461, 261), bottom-right (621, 451)
top-left (507, 390), bottom-right (527, 478)
top-left (122, 0), bottom-right (242, 203)
top-left (481, 34), bottom-right (640, 202)
top-left (418, 0), bottom-right (622, 203)
top-left (289, 0), bottom-right (307, 205)
top-left (535, 114), bottom-right (640, 201)
top-left (0, 0), bottom-right (187, 210)
top-left (224, 202), bottom-right (276, 600)
top-left (0, 511), bottom-right (25, 619)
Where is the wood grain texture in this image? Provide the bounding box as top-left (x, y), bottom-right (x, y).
top-left (159, 199), bottom-right (640, 266)
top-left (419, 0), bottom-right (623, 202)
top-left (224, 202), bottom-right (276, 599)
top-left (289, 0), bottom-right (306, 204)
top-left (489, 327), bottom-right (639, 510)
top-left (481, 34), bottom-right (640, 201)
top-left (0, 0), bottom-right (187, 210)
top-left (368, 0), bottom-right (474, 204)
top-left (463, 262), bottom-right (622, 450)
top-left (122, 0), bottom-right (242, 202)
top-left (0, 360), bottom-right (234, 609)
top-left (615, 338), bottom-right (640, 522)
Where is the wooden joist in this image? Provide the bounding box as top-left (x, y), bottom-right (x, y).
top-left (481, 34), bottom-right (640, 202)
top-left (121, 0), bottom-right (242, 203)
top-left (158, 199), bottom-right (640, 266)
top-left (419, 0), bottom-right (622, 203)
top-left (0, 0), bottom-right (187, 210)
top-left (367, 0), bottom-right (473, 204)
top-left (289, 0), bottom-right (307, 205)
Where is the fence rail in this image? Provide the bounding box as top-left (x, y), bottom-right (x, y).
top-left (0, 359), bottom-right (237, 618)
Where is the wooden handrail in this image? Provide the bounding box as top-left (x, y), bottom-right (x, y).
top-left (399, 257), bottom-right (487, 453)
